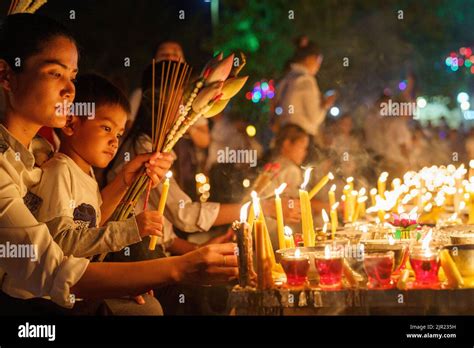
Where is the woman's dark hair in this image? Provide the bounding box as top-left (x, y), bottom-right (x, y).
top-left (292, 40), bottom-right (320, 63)
top-left (0, 13), bottom-right (77, 72)
top-left (74, 73), bottom-right (131, 116)
top-left (274, 124), bottom-right (309, 153)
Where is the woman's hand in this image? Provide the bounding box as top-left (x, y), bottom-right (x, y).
top-left (174, 243), bottom-right (238, 285)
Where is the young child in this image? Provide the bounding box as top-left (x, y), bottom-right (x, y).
top-left (31, 73), bottom-right (168, 259)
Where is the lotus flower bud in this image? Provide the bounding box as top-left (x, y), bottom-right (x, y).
top-left (220, 76), bottom-right (248, 100)
top-left (205, 53), bottom-right (234, 84)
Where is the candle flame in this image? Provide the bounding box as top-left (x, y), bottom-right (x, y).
top-left (300, 168), bottom-right (313, 190)
top-left (324, 244), bottom-right (331, 259)
top-left (284, 226), bottom-right (293, 237)
top-left (275, 183), bottom-right (287, 196)
top-left (328, 172), bottom-right (335, 180)
top-left (370, 188), bottom-right (377, 196)
top-left (359, 187), bottom-right (367, 196)
top-left (251, 191), bottom-right (260, 217)
top-left (379, 172), bottom-right (388, 182)
top-left (388, 235), bottom-right (395, 245)
top-left (358, 196), bottom-right (368, 204)
top-left (459, 201), bottom-right (466, 211)
top-left (330, 184), bottom-right (336, 192)
top-left (295, 248), bottom-right (301, 258)
top-left (240, 201), bottom-right (250, 222)
top-left (165, 171), bottom-right (173, 179)
top-left (331, 202), bottom-right (339, 211)
top-left (470, 159), bottom-right (474, 169)
top-left (321, 209), bottom-right (329, 222)
top-left (421, 229), bottom-right (433, 251)
top-left (347, 177), bottom-right (354, 184)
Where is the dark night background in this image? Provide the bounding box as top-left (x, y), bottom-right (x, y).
top-left (3, 0), bottom-right (474, 130)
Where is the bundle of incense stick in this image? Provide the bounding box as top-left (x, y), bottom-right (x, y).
top-left (111, 59), bottom-right (191, 221)
top-left (110, 53), bottom-right (247, 222)
top-left (8, 0), bottom-right (47, 14)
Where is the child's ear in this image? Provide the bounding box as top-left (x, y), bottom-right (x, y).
top-left (61, 116), bottom-right (79, 136)
top-left (0, 59), bottom-right (14, 92)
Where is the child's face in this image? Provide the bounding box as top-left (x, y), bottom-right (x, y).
top-left (65, 104), bottom-right (127, 168)
top-left (283, 136), bottom-right (309, 166)
top-left (3, 36), bottom-right (78, 128)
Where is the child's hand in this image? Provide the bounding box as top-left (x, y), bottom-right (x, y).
top-left (135, 211), bottom-right (164, 238)
top-left (121, 152), bottom-right (174, 187)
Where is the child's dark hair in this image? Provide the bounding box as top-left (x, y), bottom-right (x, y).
top-left (274, 124), bottom-right (309, 152)
top-left (74, 73), bottom-right (131, 116)
top-left (292, 39), bottom-right (320, 63)
top-left (0, 13), bottom-right (77, 72)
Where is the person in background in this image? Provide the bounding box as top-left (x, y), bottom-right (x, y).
top-left (274, 38), bottom-right (336, 144)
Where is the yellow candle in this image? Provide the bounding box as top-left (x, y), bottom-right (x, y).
top-left (342, 184), bottom-right (350, 222)
top-left (346, 177), bottom-right (354, 192)
top-left (330, 203), bottom-right (339, 240)
top-left (300, 168), bottom-right (313, 247)
top-left (274, 183), bottom-right (287, 250)
top-left (354, 196), bottom-right (367, 221)
top-left (370, 188), bottom-right (377, 207)
top-left (328, 184), bottom-right (336, 207)
top-left (284, 226), bottom-right (295, 249)
top-left (308, 172), bottom-right (334, 199)
top-left (348, 190), bottom-right (357, 222)
top-left (378, 172), bottom-right (388, 199)
top-left (149, 171), bottom-right (172, 250)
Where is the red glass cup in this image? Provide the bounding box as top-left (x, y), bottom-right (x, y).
top-left (409, 246), bottom-right (440, 286)
top-left (281, 250), bottom-right (310, 286)
top-left (363, 251), bottom-right (395, 289)
top-left (314, 249), bottom-right (344, 289)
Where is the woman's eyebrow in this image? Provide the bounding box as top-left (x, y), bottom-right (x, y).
top-left (42, 59), bottom-right (78, 73)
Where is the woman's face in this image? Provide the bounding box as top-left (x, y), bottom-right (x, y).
top-left (4, 36), bottom-right (78, 128)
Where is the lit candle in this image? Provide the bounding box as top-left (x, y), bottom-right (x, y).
top-left (253, 193), bottom-right (265, 289)
top-left (330, 202), bottom-right (339, 240)
top-left (308, 172), bottom-right (334, 199)
top-left (234, 202), bottom-right (253, 288)
top-left (353, 196), bottom-right (368, 221)
top-left (370, 188), bottom-right (377, 207)
top-left (348, 190), bottom-right (358, 222)
top-left (328, 184), bottom-right (336, 207)
top-left (378, 172), bottom-right (388, 199)
top-left (284, 226), bottom-right (295, 248)
top-left (274, 183), bottom-right (287, 250)
top-left (299, 168), bottom-right (315, 247)
top-left (346, 177), bottom-right (354, 192)
top-left (149, 171), bottom-right (172, 250)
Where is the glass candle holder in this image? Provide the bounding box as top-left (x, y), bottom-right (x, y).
top-left (281, 250), bottom-right (310, 286)
top-left (314, 248), bottom-right (344, 289)
top-left (409, 246), bottom-right (440, 285)
top-left (363, 251), bottom-right (395, 289)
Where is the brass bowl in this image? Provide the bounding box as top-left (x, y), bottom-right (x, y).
top-left (361, 239), bottom-right (410, 272)
top-left (450, 233), bottom-right (474, 245)
top-left (442, 244), bottom-right (474, 278)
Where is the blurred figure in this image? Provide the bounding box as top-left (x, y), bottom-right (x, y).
top-left (274, 38), bottom-right (336, 144)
